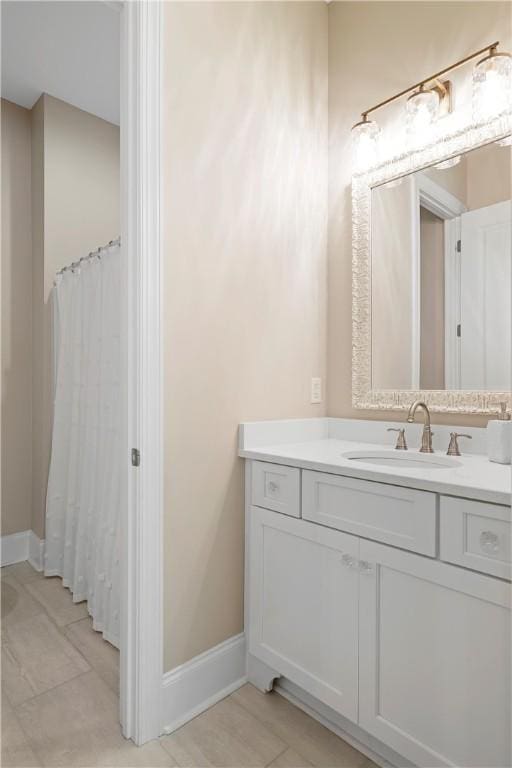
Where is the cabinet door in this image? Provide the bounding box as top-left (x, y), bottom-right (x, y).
top-left (249, 506), bottom-right (359, 722)
top-left (359, 540), bottom-right (511, 768)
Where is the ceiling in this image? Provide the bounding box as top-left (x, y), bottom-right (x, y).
top-left (1, 1), bottom-right (120, 125)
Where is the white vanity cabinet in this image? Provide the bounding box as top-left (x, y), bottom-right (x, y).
top-left (248, 506), bottom-right (359, 722)
top-left (359, 539), bottom-right (511, 768)
top-left (245, 459), bottom-right (512, 768)
top-left (302, 469), bottom-right (437, 555)
top-left (440, 496), bottom-right (512, 580)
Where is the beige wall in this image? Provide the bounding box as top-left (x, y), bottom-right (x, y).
top-left (425, 158), bottom-right (468, 204)
top-left (163, 1), bottom-right (328, 670)
top-left (466, 142), bottom-right (512, 210)
top-left (42, 95), bottom-right (120, 300)
top-left (424, 142), bottom-right (512, 210)
top-left (371, 178), bottom-right (415, 390)
top-left (1, 100), bottom-right (33, 536)
top-left (327, 0), bottom-right (512, 429)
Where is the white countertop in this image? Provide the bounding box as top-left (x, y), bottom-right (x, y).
top-left (239, 419), bottom-right (511, 506)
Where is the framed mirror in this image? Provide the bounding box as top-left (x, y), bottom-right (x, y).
top-left (352, 113), bottom-right (512, 413)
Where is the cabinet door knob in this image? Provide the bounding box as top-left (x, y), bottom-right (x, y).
top-left (268, 481), bottom-right (279, 493)
top-left (341, 554), bottom-right (357, 569)
top-left (480, 530), bottom-right (499, 553)
top-left (359, 560), bottom-right (374, 574)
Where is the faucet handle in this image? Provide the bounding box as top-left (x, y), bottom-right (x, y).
top-left (387, 427), bottom-right (408, 450)
top-left (447, 432), bottom-right (472, 457)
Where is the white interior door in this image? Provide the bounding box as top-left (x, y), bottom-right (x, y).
top-left (249, 507), bottom-right (359, 722)
top-left (460, 200), bottom-right (511, 389)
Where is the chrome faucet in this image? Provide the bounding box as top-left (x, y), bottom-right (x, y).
top-left (407, 401), bottom-right (434, 453)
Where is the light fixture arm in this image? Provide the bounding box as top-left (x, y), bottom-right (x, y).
top-left (360, 41), bottom-right (500, 121)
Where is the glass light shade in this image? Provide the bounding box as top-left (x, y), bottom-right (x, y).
top-left (434, 155), bottom-right (461, 170)
top-left (351, 119), bottom-right (380, 171)
top-left (406, 88), bottom-right (440, 145)
top-left (473, 52), bottom-right (512, 122)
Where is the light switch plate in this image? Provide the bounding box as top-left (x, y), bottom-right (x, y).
top-left (311, 377), bottom-right (322, 404)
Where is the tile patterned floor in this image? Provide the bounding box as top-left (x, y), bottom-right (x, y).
top-left (1, 562), bottom-right (376, 768)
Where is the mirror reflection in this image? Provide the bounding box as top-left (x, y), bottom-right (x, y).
top-left (371, 140), bottom-right (511, 391)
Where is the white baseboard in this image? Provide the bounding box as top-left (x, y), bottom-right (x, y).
top-left (1, 530), bottom-right (29, 566)
top-left (161, 632), bottom-right (247, 735)
top-left (1, 530), bottom-right (45, 569)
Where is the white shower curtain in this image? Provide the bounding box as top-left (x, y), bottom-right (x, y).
top-left (45, 242), bottom-right (121, 648)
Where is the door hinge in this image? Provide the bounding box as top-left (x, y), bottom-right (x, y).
top-left (456, 323), bottom-right (461, 337)
top-left (131, 448), bottom-right (140, 467)
top-left (456, 239), bottom-right (461, 253)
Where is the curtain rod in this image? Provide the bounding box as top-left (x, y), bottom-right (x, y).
top-left (55, 237), bottom-right (121, 278)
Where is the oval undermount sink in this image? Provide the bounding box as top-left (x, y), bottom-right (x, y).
top-left (342, 450), bottom-right (462, 469)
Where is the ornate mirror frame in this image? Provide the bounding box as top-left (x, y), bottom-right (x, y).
top-left (352, 110), bottom-right (512, 414)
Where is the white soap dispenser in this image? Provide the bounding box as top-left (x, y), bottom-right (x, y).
top-left (487, 402), bottom-right (512, 464)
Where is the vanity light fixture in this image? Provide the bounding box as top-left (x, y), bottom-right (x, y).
top-left (473, 45), bottom-right (512, 122)
top-left (351, 41), bottom-right (511, 169)
top-left (351, 114), bottom-right (380, 171)
top-left (405, 84), bottom-right (441, 146)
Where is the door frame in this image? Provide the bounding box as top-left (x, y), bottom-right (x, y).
top-left (119, 0), bottom-right (164, 745)
top-left (411, 173), bottom-right (466, 390)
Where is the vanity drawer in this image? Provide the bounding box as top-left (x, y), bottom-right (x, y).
top-left (251, 461), bottom-right (300, 517)
top-left (440, 497), bottom-right (512, 580)
top-left (302, 471), bottom-right (436, 555)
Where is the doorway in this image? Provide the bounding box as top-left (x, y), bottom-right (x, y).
top-left (1, 0), bottom-right (164, 747)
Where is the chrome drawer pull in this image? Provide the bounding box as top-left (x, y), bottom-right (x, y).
top-left (268, 481), bottom-right (279, 493)
top-left (480, 530), bottom-right (500, 554)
